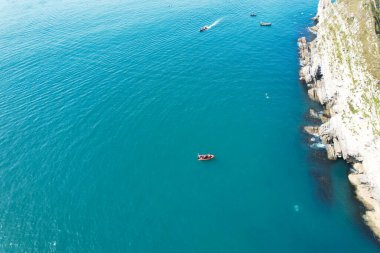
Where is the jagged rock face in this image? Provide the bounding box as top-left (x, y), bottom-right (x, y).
top-left (307, 88), bottom-right (319, 101)
top-left (299, 0), bottom-right (380, 160)
top-left (318, 0), bottom-right (332, 11)
top-left (300, 0), bottom-right (380, 240)
top-left (314, 0), bottom-right (380, 164)
top-left (304, 126), bottom-right (320, 136)
top-left (325, 144), bottom-right (337, 160)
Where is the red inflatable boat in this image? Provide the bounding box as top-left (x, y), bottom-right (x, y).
top-left (198, 154), bottom-right (215, 161)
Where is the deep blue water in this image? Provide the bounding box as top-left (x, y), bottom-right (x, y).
top-left (0, 0), bottom-right (379, 252)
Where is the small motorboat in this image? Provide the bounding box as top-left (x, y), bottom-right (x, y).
top-left (250, 12), bottom-right (257, 17)
top-left (198, 154), bottom-right (215, 161)
top-left (199, 26), bottom-right (209, 32)
top-left (260, 22), bottom-right (272, 26)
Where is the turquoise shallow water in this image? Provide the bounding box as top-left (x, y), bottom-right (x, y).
top-left (0, 0), bottom-right (379, 252)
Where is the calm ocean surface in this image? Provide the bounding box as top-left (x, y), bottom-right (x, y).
top-left (0, 0), bottom-right (379, 252)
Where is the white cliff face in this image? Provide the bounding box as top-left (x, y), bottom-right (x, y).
top-left (299, 0), bottom-right (380, 238)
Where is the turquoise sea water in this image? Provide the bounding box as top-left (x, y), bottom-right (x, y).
top-left (0, 0), bottom-right (379, 252)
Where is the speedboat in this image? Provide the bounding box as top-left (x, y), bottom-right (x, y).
top-left (260, 22), bottom-right (272, 26)
top-left (250, 12), bottom-right (257, 16)
top-left (198, 154), bottom-right (215, 161)
top-left (199, 26), bottom-right (209, 32)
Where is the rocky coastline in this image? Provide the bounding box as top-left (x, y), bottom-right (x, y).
top-left (299, 0), bottom-right (380, 239)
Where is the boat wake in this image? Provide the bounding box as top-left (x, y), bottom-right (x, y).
top-left (199, 18), bottom-right (222, 32)
top-left (309, 136), bottom-right (325, 149)
top-left (310, 142), bottom-right (325, 149)
top-left (208, 18), bottom-right (222, 29)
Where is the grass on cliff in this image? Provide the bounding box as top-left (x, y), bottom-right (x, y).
top-left (340, 0), bottom-right (380, 80)
top-left (348, 101), bottom-right (359, 114)
top-left (329, 0), bottom-right (380, 136)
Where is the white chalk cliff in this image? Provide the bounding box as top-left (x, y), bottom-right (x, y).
top-left (299, 0), bottom-right (380, 237)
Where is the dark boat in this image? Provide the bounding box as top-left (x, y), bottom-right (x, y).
top-left (199, 26), bottom-right (209, 32)
top-left (260, 22), bottom-right (272, 26)
top-left (250, 12), bottom-right (257, 17)
top-left (197, 154), bottom-right (215, 161)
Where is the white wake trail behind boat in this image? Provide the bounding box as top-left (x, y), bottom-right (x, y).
top-left (208, 18), bottom-right (222, 29)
